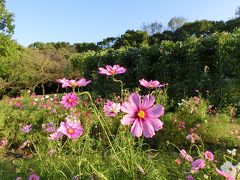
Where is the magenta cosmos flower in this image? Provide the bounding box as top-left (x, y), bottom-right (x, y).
top-left (57, 78), bottom-right (91, 88)
top-left (28, 173), bottom-right (40, 180)
top-left (60, 93), bottom-right (78, 109)
top-left (191, 159), bottom-right (205, 172)
top-left (58, 120), bottom-right (84, 139)
top-left (139, 79), bottom-right (165, 88)
top-left (205, 151), bottom-right (214, 161)
top-left (98, 65), bottom-right (126, 76)
top-left (216, 168), bottom-right (235, 180)
top-left (103, 100), bottom-right (121, 117)
top-left (120, 93), bottom-right (164, 138)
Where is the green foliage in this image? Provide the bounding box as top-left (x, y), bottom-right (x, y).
top-left (0, 0), bottom-right (15, 35)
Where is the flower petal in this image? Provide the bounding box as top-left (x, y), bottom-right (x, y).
top-left (142, 120), bottom-right (155, 138)
top-left (121, 114), bottom-right (135, 125)
top-left (147, 117), bottom-right (163, 131)
top-left (131, 119), bottom-right (142, 137)
top-left (129, 93), bottom-right (141, 110)
top-left (121, 102), bottom-right (136, 114)
top-left (142, 95), bottom-right (155, 109)
top-left (146, 105), bottom-right (164, 117)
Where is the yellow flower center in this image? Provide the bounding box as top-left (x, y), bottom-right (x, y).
top-left (70, 82), bottom-right (77, 86)
top-left (137, 110), bottom-right (145, 119)
top-left (68, 98), bottom-right (73, 103)
top-left (110, 70), bottom-right (116, 75)
top-left (67, 128), bottom-right (74, 134)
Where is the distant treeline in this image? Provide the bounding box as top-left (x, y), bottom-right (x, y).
top-left (0, 17), bottom-right (240, 109)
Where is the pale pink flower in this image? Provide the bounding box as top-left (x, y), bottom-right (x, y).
top-left (186, 133), bottom-right (200, 143)
top-left (216, 168), bottom-right (235, 180)
top-left (205, 151), bottom-right (214, 161)
top-left (49, 131), bottom-right (63, 141)
top-left (21, 124), bottom-right (32, 133)
top-left (103, 100), bottom-right (121, 117)
top-left (180, 149), bottom-right (193, 162)
top-left (42, 122), bottom-right (56, 133)
top-left (99, 65), bottom-right (126, 76)
top-left (60, 93), bottom-right (78, 109)
top-left (57, 78), bottom-right (91, 88)
top-left (58, 120), bottom-right (84, 139)
top-left (120, 93), bottom-right (164, 138)
top-left (28, 173), bottom-right (40, 180)
top-left (56, 78), bottom-right (70, 88)
top-left (139, 79), bottom-right (165, 88)
top-left (191, 159), bottom-right (205, 172)
top-left (19, 140), bottom-right (30, 150)
top-left (0, 138), bottom-right (8, 148)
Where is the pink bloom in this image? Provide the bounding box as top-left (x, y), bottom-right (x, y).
top-left (15, 101), bottom-right (22, 107)
top-left (186, 133), bottom-right (200, 143)
top-left (103, 100), bottom-right (121, 117)
top-left (58, 120), bottom-right (84, 139)
top-left (99, 65), bottom-right (126, 76)
top-left (191, 159), bottom-right (205, 172)
top-left (186, 175), bottom-right (195, 180)
top-left (21, 124), bottom-right (32, 133)
top-left (28, 173), bottom-right (40, 180)
top-left (49, 131), bottom-right (63, 141)
top-left (0, 138), bottom-right (8, 148)
top-left (57, 78), bottom-right (91, 88)
top-left (216, 168), bottom-right (235, 180)
top-left (205, 151), bottom-right (214, 161)
top-left (175, 158), bottom-right (182, 165)
top-left (120, 93), bottom-right (164, 138)
top-left (57, 78), bottom-right (70, 88)
top-left (180, 149), bottom-right (193, 162)
top-left (178, 121), bottom-right (185, 130)
top-left (68, 78), bottom-right (91, 87)
top-left (60, 93), bottom-right (78, 109)
top-left (42, 122), bottom-right (56, 133)
top-left (139, 79), bottom-right (165, 88)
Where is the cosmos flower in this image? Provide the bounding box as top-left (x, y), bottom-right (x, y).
top-left (21, 124), bottom-right (32, 133)
top-left (205, 151), bottom-right (214, 161)
top-left (103, 100), bottom-right (121, 117)
top-left (98, 65), bottom-right (126, 76)
top-left (60, 93), bottom-right (78, 109)
top-left (191, 159), bottom-right (205, 172)
top-left (28, 173), bottom-right (40, 180)
top-left (49, 131), bottom-right (63, 141)
top-left (57, 78), bottom-right (91, 88)
top-left (139, 79), bottom-right (165, 88)
top-left (120, 93), bottom-right (164, 138)
top-left (58, 120), bottom-right (84, 139)
top-left (180, 149), bottom-right (193, 162)
top-left (216, 168), bottom-right (235, 180)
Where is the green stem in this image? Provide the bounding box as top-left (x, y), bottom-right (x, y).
top-left (112, 76), bottom-right (124, 100)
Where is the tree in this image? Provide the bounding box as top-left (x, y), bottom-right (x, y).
top-left (0, 0), bottom-right (15, 35)
top-left (235, 6), bottom-right (240, 17)
top-left (141, 21), bottom-right (163, 35)
top-left (168, 17), bottom-right (186, 32)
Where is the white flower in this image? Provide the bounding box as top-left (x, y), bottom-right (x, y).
top-left (227, 149), bottom-right (237, 156)
top-left (220, 161), bottom-right (237, 177)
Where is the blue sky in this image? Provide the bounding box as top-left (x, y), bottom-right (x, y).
top-left (6, 0), bottom-right (240, 46)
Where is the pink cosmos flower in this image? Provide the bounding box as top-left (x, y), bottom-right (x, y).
top-left (28, 173), bottom-right (40, 180)
top-left (180, 149), bottom-right (193, 162)
top-left (216, 168), bottom-right (235, 180)
top-left (98, 65), bottom-right (126, 76)
top-left (58, 120), bottom-right (84, 139)
top-left (57, 78), bottom-right (91, 88)
top-left (42, 122), bottom-right (56, 133)
top-left (60, 93), bottom-right (78, 109)
top-left (120, 93), bottom-right (164, 138)
top-left (191, 159), bottom-right (205, 172)
top-left (139, 79), bottom-right (165, 88)
top-left (21, 124), bottom-right (32, 133)
top-left (103, 100), bottom-right (121, 117)
top-left (205, 151), bottom-right (214, 161)
top-left (0, 138), bottom-right (8, 148)
top-left (49, 131), bottom-right (63, 141)
top-left (186, 175), bottom-right (195, 180)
